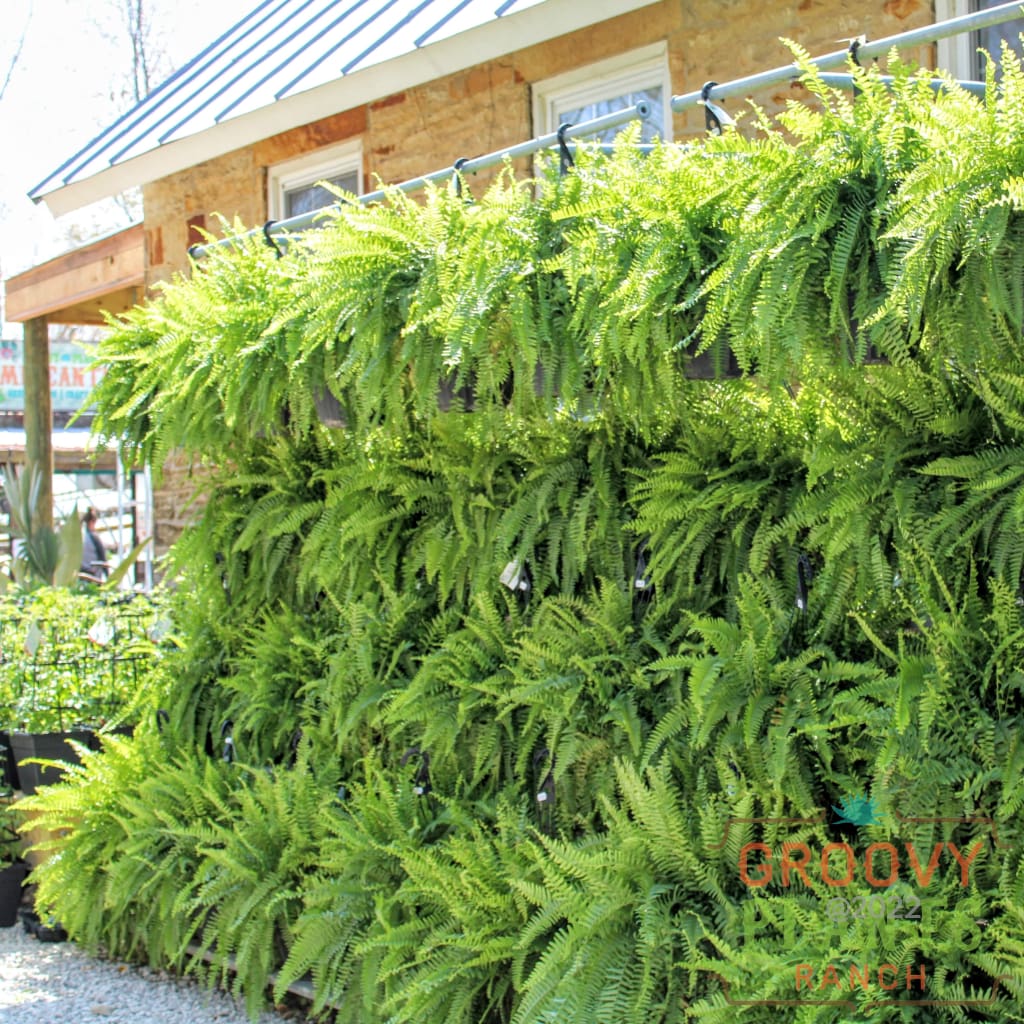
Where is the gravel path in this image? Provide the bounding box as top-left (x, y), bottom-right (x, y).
top-left (0, 923), bottom-right (301, 1024)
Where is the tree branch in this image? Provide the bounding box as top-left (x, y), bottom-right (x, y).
top-left (0, 1), bottom-right (33, 103)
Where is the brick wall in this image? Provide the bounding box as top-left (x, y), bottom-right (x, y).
top-left (143, 0), bottom-right (935, 551)
top-left (149, 451), bottom-right (207, 567)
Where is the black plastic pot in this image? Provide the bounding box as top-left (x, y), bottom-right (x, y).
top-left (19, 907), bottom-right (67, 942)
top-left (0, 732), bottom-right (19, 792)
top-left (8, 731), bottom-right (92, 795)
top-left (88, 724), bottom-right (135, 751)
top-left (684, 340), bottom-right (742, 380)
top-left (437, 371), bottom-right (476, 412)
top-left (0, 860), bottom-right (29, 927)
top-left (312, 387), bottom-right (348, 428)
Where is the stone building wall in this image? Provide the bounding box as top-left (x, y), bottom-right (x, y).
top-left (143, 0), bottom-right (935, 552)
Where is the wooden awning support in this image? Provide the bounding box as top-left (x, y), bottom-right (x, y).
top-left (4, 224), bottom-right (144, 325)
top-left (3, 224), bottom-right (144, 530)
top-left (23, 316), bottom-right (53, 532)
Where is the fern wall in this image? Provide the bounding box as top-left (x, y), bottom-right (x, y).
top-left (24, 58), bottom-right (1024, 1022)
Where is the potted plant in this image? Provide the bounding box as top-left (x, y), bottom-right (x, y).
top-left (0, 800), bottom-right (29, 927)
top-left (7, 610), bottom-right (93, 794)
top-left (0, 589), bottom-right (167, 793)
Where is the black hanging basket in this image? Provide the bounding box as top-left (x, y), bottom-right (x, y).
top-left (312, 387), bottom-right (348, 429)
top-left (437, 371), bottom-right (477, 412)
top-left (844, 289), bottom-right (891, 366)
top-left (683, 337), bottom-right (742, 380)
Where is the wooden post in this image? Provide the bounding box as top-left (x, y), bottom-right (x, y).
top-left (23, 316), bottom-right (53, 533)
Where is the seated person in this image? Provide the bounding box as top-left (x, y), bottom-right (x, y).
top-left (81, 507), bottom-right (110, 580)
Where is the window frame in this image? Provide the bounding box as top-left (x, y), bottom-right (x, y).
top-left (267, 139), bottom-right (363, 221)
top-left (531, 43), bottom-right (672, 143)
top-left (935, 0), bottom-right (1024, 80)
top-left (936, 0), bottom-right (978, 79)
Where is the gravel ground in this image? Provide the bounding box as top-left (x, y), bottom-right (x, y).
top-left (0, 923), bottom-right (303, 1024)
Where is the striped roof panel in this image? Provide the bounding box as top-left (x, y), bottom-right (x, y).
top-left (30, 0), bottom-right (549, 199)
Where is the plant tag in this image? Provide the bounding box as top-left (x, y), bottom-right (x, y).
top-left (500, 560), bottom-right (525, 591)
top-left (413, 785), bottom-right (425, 796)
top-left (88, 619), bottom-right (115, 647)
top-left (148, 615), bottom-right (173, 642)
top-left (633, 541), bottom-right (653, 593)
top-left (536, 791), bottom-right (548, 803)
top-left (24, 621), bottom-right (41, 657)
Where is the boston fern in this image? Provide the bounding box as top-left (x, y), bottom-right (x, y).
top-left (26, 54), bottom-right (1024, 1022)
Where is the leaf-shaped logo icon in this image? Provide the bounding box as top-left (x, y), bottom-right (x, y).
top-left (832, 793), bottom-right (882, 828)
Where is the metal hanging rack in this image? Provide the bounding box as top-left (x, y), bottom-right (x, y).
top-left (191, 0), bottom-right (1024, 258)
top-left (815, 72), bottom-right (986, 97)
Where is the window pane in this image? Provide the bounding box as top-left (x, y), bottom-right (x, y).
top-left (557, 85), bottom-right (664, 144)
top-left (972, 0), bottom-right (1024, 79)
top-left (284, 169), bottom-right (360, 218)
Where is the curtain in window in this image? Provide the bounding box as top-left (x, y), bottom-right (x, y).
top-left (557, 86), bottom-right (665, 144)
top-left (285, 170), bottom-right (360, 218)
top-left (972, 0), bottom-right (1024, 79)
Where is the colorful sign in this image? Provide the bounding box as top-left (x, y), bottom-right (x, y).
top-left (0, 339), bottom-right (106, 412)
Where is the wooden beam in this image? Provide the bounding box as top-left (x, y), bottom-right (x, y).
top-left (0, 445), bottom-right (116, 473)
top-left (184, 944), bottom-right (323, 1007)
top-left (43, 285), bottom-right (142, 325)
top-left (23, 316), bottom-right (53, 533)
top-left (4, 224), bottom-right (144, 324)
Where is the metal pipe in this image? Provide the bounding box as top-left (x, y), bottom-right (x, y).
top-left (677, 0), bottom-right (1022, 110)
top-left (192, 100), bottom-right (652, 253)
top-left (143, 460), bottom-right (155, 591)
top-left (816, 71), bottom-right (987, 97)
top-left (116, 441), bottom-right (127, 582)
top-left (354, 100), bottom-right (652, 210)
top-left (563, 143), bottom-right (659, 156)
top-left (192, 0), bottom-right (1024, 257)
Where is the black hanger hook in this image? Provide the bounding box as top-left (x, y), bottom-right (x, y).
top-left (221, 719), bottom-right (236, 764)
top-left (556, 123), bottom-right (575, 176)
top-left (452, 157), bottom-right (471, 199)
top-left (633, 538), bottom-right (654, 599)
top-left (533, 746), bottom-right (556, 834)
top-left (401, 746), bottom-right (432, 796)
top-left (849, 35), bottom-right (865, 67)
top-left (262, 220), bottom-right (284, 259)
top-left (796, 553), bottom-right (814, 613)
top-left (701, 81), bottom-right (728, 135)
top-left (849, 35), bottom-right (867, 98)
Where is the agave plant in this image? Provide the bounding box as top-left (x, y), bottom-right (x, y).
top-left (2, 463), bottom-right (82, 588)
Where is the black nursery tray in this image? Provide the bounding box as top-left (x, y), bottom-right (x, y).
top-left (19, 907), bottom-right (67, 943)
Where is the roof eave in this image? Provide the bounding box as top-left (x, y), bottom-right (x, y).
top-left (35, 0), bottom-right (661, 218)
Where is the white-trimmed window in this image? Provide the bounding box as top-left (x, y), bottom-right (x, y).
top-left (532, 44), bottom-right (671, 144)
top-left (936, 0), bottom-right (1024, 81)
top-left (268, 140), bottom-right (363, 220)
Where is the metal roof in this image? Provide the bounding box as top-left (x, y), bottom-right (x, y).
top-left (31, 0), bottom-right (659, 216)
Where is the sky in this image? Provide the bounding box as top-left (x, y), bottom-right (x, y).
top-left (0, 0), bottom-right (252, 333)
